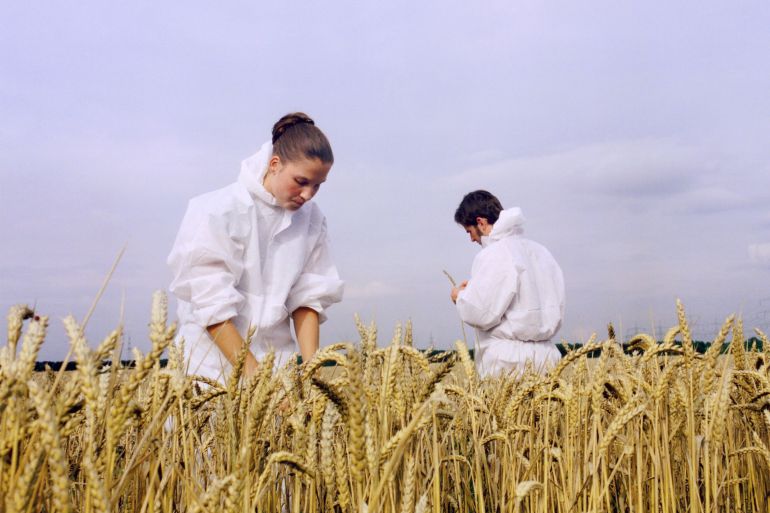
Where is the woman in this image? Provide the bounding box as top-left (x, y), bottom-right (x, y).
top-left (167, 113), bottom-right (344, 381)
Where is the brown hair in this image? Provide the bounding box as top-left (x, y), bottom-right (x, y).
top-left (271, 112), bottom-right (334, 164)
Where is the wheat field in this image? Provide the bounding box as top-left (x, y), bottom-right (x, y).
top-left (1, 292), bottom-right (770, 512)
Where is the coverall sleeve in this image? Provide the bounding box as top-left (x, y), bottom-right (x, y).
top-left (167, 202), bottom-right (246, 329)
top-left (455, 248), bottom-right (519, 331)
top-left (286, 217), bottom-right (344, 323)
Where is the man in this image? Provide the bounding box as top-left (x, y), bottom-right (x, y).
top-left (450, 190), bottom-right (565, 377)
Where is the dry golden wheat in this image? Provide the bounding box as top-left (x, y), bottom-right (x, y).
top-left (1, 296), bottom-right (770, 512)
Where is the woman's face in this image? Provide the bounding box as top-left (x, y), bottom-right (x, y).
top-left (263, 155), bottom-right (332, 210)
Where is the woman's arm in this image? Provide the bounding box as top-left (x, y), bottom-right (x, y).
top-left (292, 307), bottom-right (320, 364)
top-left (206, 320), bottom-right (259, 377)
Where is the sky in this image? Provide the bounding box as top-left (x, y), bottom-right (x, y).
top-left (2, 1), bottom-right (769, 360)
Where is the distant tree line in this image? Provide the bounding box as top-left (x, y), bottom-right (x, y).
top-left (33, 337), bottom-right (763, 371)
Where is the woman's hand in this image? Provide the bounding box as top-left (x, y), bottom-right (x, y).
top-left (206, 320), bottom-right (260, 378)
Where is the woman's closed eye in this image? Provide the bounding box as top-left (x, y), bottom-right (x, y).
top-left (296, 178), bottom-right (322, 190)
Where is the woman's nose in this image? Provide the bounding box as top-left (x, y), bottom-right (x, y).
top-left (300, 187), bottom-right (315, 200)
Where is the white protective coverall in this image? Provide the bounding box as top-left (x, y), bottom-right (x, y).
top-left (455, 208), bottom-right (564, 377)
top-left (167, 141), bottom-right (344, 381)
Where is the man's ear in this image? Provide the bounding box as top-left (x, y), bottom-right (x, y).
top-left (476, 217), bottom-right (489, 228)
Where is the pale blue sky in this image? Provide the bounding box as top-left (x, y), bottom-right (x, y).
top-left (2, 1), bottom-right (769, 359)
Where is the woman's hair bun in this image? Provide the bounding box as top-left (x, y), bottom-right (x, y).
top-left (272, 112), bottom-right (315, 144)
top-left (270, 111), bottom-right (333, 164)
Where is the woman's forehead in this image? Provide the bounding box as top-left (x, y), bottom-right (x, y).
top-left (287, 158), bottom-right (331, 179)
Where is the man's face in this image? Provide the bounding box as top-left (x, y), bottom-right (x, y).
top-left (462, 217), bottom-right (493, 245)
top-left (463, 224), bottom-right (484, 245)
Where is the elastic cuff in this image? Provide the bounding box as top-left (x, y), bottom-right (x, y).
top-left (192, 303), bottom-right (239, 329)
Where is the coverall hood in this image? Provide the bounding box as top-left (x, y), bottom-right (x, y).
top-left (237, 141), bottom-right (279, 207)
top-left (481, 207), bottom-right (526, 247)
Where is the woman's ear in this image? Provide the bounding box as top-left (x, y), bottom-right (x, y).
top-left (268, 155), bottom-right (282, 174)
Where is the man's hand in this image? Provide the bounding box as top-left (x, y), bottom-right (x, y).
top-left (450, 280), bottom-right (468, 303)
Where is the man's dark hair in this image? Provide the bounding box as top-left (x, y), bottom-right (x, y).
top-left (454, 190), bottom-right (503, 226)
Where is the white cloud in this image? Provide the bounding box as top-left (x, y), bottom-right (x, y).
top-left (671, 186), bottom-right (746, 214)
top-left (749, 243), bottom-right (770, 266)
top-left (451, 139), bottom-right (711, 199)
top-left (449, 138), bottom-right (763, 224)
top-left (343, 280), bottom-right (400, 300)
